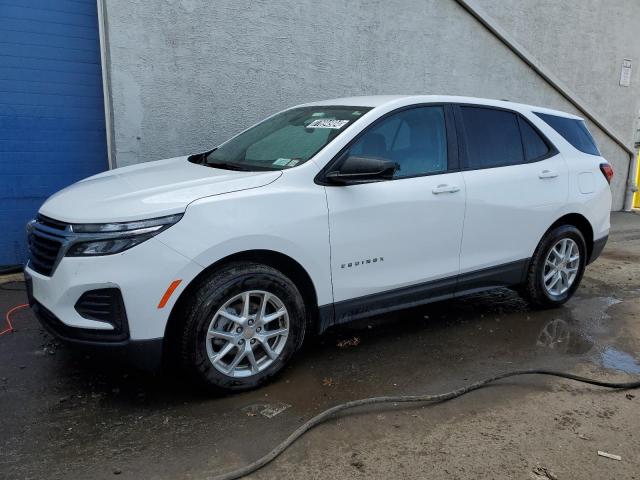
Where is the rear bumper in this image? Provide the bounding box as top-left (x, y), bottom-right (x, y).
top-left (30, 299), bottom-right (163, 371)
top-left (588, 235), bottom-right (608, 264)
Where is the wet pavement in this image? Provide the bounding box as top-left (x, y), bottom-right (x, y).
top-left (1, 212), bottom-right (639, 479)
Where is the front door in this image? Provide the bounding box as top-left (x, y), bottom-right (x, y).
top-left (324, 105), bottom-right (466, 321)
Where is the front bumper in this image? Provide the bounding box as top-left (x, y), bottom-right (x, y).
top-left (30, 299), bottom-right (163, 370)
top-left (25, 235), bottom-right (203, 368)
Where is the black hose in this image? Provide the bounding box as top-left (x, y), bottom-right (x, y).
top-left (212, 369), bottom-right (640, 480)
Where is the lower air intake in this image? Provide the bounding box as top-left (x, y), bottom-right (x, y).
top-left (74, 288), bottom-right (129, 339)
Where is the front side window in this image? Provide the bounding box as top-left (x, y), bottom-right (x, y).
top-left (460, 107), bottom-right (524, 169)
top-left (347, 106), bottom-right (448, 178)
top-left (205, 106), bottom-right (371, 171)
top-left (534, 112), bottom-right (600, 156)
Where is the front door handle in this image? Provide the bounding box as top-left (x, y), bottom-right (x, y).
top-left (538, 169), bottom-right (559, 179)
top-left (432, 184), bottom-right (460, 194)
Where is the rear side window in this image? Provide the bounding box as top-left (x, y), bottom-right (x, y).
top-left (518, 117), bottom-right (550, 161)
top-left (460, 107), bottom-right (523, 169)
top-left (534, 112), bottom-right (600, 156)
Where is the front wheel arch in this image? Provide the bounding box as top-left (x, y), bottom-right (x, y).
top-left (163, 250), bottom-right (318, 363)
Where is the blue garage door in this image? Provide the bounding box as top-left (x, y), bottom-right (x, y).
top-left (0, 0), bottom-right (108, 266)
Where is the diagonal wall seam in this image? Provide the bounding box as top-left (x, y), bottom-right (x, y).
top-left (454, 0), bottom-right (638, 210)
top-left (454, 0), bottom-right (633, 155)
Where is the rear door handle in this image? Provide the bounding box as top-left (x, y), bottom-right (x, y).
top-left (432, 184), bottom-right (460, 194)
top-left (538, 169), bottom-right (559, 179)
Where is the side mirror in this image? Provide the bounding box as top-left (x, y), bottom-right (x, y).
top-left (326, 155), bottom-right (398, 185)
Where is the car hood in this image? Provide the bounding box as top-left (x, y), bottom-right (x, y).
top-left (39, 156), bottom-right (282, 223)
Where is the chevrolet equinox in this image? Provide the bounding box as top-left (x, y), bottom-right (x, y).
top-left (25, 96), bottom-right (612, 391)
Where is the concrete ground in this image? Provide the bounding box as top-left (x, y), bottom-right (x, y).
top-left (1, 213), bottom-right (639, 480)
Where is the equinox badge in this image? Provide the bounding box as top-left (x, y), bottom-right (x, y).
top-left (341, 257), bottom-right (384, 269)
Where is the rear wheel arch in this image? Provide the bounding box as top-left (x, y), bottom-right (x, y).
top-left (518, 212), bottom-right (594, 291)
top-left (544, 213), bottom-right (594, 261)
top-left (519, 223), bottom-right (587, 308)
top-left (163, 250), bottom-right (319, 358)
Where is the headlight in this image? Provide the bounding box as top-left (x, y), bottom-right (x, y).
top-left (65, 214), bottom-right (183, 257)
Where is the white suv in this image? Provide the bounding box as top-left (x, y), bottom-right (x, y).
top-left (25, 95), bottom-right (612, 391)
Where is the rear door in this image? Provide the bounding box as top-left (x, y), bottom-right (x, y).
top-left (455, 105), bottom-right (568, 288)
top-left (324, 105), bottom-right (466, 319)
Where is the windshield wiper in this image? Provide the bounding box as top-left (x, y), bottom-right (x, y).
top-left (205, 160), bottom-right (251, 172)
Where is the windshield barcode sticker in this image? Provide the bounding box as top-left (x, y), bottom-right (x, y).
top-left (306, 119), bottom-right (350, 129)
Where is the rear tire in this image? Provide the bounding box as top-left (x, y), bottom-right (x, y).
top-left (177, 262), bottom-right (307, 393)
top-left (518, 225), bottom-right (587, 309)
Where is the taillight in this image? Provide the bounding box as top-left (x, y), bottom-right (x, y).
top-left (599, 163), bottom-right (613, 184)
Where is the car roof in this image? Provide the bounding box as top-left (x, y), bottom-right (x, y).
top-left (299, 95), bottom-right (583, 120)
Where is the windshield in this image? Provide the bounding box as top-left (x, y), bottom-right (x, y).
top-left (205, 106), bottom-right (372, 171)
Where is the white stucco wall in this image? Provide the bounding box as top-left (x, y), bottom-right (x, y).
top-left (102, 0), bottom-right (640, 209)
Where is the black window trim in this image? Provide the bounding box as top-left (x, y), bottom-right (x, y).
top-left (453, 103), bottom-right (559, 172)
top-left (315, 103), bottom-right (459, 186)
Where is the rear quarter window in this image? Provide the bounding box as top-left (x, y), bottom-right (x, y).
top-left (534, 112), bottom-right (600, 156)
top-left (518, 116), bottom-right (551, 161)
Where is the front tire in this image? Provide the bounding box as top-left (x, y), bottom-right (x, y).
top-left (519, 225), bottom-right (587, 308)
top-left (178, 262), bottom-right (307, 392)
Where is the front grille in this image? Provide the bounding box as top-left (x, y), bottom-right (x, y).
top-left (37, 214), bottom-right (68, 231)
top-left (28, 215), bottom-right (69, 277)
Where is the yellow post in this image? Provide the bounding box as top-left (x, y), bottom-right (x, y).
top-left (634, 150), bottom-right (640, 209)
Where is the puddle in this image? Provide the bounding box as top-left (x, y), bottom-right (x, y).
top-left (567, 296), bottom-right (622, 333)
top-left (535, 318), bottom-right (593, 355)
top-left (534, 296), bottom-right (639, 375)
top-left (600, 347), bottom-right (640, 375)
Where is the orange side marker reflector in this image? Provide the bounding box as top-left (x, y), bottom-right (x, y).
top-left (158, 280), bottom-right (182, 309)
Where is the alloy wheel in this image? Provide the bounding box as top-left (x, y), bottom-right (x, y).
top-left (205, 290), bottom-right (289, 378)
top-left (543, 238), bottom-right (580, 296)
